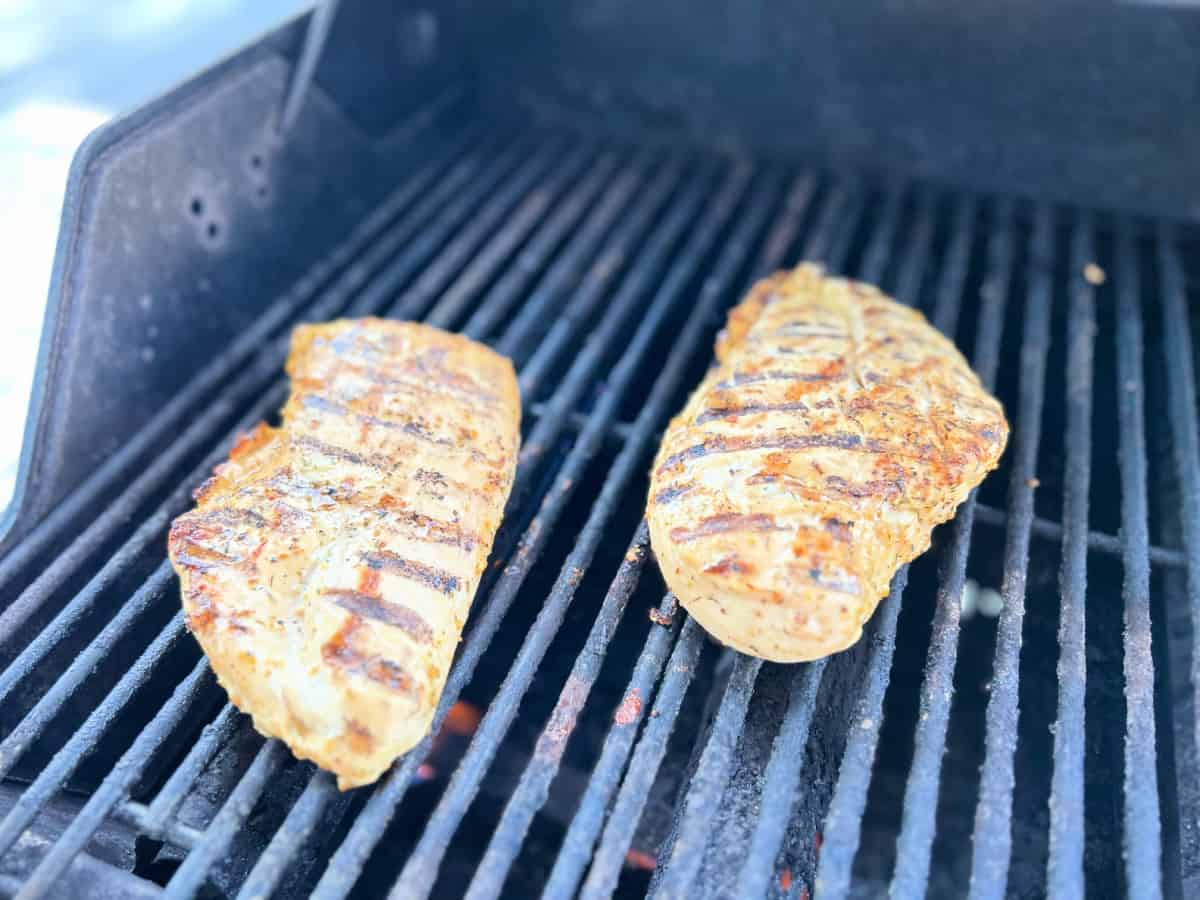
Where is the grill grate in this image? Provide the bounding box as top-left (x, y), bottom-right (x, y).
top-left (1, 102), bottom-right (1198, 899)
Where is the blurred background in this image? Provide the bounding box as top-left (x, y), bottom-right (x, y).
top-left (0, 0), bottom-right (308, 512)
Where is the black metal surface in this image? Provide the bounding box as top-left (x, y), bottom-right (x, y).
top-left (967, 207), bottom-right (1055, 900)
top-left (471, 1), bottom-right (1200, 220)
top-left (1046, 218), bottom-right (1096, 899)
top-left (2, 116), bottom-right (1198, 900)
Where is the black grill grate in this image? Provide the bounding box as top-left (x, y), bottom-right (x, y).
top-left (1, 103), bottom-right (1198, 899)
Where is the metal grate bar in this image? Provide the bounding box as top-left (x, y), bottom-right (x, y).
top-left (305, 160), bottom-right (709, 900)
top-left (858, 182), bottom-right (907, 285)
top-left (972, 502), bottom-right (1185, 569)
top-left (0, 132), bottom-right (532, 671)
top-left (894, 192), bottom-right (938, 311)
top-left (570, 617), bottom-right (706, 900)
top-left (648, 182), bottom-right (864, 898)
top-left (731, 181), bottom-right (911, 898)
top-left (13, 657), bottom-right (213, 900)
top-left (115, 803), bottom-right (204, 849)
top-left (462, 152), bottom-right (653, 342)
top-left (1156, 228), bottom-right (1200, 763)
top-left (0, 562), bottom-right (173, 782)
top-left (234, 761), bottom-right (340, 900)
top-left (0, 612), bottom-right (187, 857)
top-left (968, 205), bottom-right (1055, 899)
top-left (932, 196), bottom-right (977, 338)
top-left (890, 193), bottom-right (1004, 897)
top-left (814, 569), bottom-right (909, 899)
top-left (163, 741), bottom-right (291, 899)
top-left (1115, 226), bottom-right (1164, 900)
top-left (460, 522), bottom-right (652, 900)
top-left (1046, 217), bottom-right (1095, 900)
top-left (392, 168), bottom-right (770, 900)
top-left (0, 100), bottom-right (469, 598)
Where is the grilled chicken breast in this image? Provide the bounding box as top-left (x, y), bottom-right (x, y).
top-left (168, 319), bottom-right (520, 789)
top-left (647, 264), bottom-right (1007, 662)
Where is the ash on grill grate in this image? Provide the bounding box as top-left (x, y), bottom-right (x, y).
top-left (1, 98), bottom-right (1199, 900)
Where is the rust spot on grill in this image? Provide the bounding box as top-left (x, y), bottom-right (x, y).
top-left (363, 550), bottom-right (460, 594)
top-left (670, 513), bottom-right (785, 543)
top-left (614, 688), bottom-right (643, 726)
top-left (324, 589), bottom-right (434, 643)
top-left (535, 675), bottom-right (588, 763)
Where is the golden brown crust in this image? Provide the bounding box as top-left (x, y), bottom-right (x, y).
top-left (168, 318), bottom-right (520, 788)
top-left (647, 265), bottom-right (1008, 662)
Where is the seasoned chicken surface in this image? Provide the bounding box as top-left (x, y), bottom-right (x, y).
top-left (647, 264), bottom-right (1008, 662)
top-left (168, 319), bottom-right (520, 789)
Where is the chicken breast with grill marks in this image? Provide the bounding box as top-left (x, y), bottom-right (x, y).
top-left (647, 264), bottom-right (1008, 662)
top-left (168, 318), bottom-right (520, 789)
